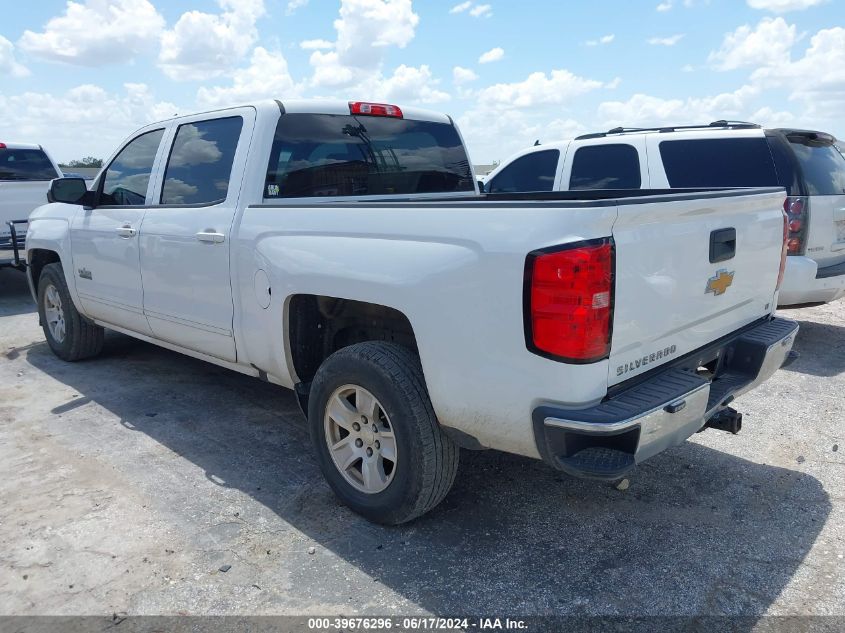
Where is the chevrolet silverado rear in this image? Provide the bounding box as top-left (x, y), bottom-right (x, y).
top-left (28, 100), bottom-right (796, 524)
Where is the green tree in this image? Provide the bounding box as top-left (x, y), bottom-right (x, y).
top-left (59, 156), bottom-right (103, 168)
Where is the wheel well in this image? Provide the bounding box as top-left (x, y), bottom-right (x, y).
top-left (28, 249), bottom-right (61, 289)
top-left (288, 295), bottom-right (418, 383)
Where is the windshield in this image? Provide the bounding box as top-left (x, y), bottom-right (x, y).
top-left (788, 135), bottom-right (845, 195)
top-left (0, 148), bottom-right (59, 181)
top-left (264, 113), bottom-right (474, 198)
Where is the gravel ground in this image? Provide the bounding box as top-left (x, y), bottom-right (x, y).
top-left (0, 266), bottom-right (842, 620)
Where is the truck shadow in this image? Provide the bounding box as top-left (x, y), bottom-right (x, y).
top-left (781, 317), bottom-right (845, 377)
top-left (0, 267), bottom-right (36, 317)
top-left (23, 334), bottom-right (830, 622)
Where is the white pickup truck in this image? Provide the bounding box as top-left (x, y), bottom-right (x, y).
top-left (25, 100), bottom-right (797, 524)
top-left (1, 142), bottom-right (63, 269)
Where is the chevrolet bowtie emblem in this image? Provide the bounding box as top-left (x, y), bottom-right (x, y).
top-left (706, 269), bottom-right (734, 296)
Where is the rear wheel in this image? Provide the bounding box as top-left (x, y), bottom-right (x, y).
top-left (37, 263), bottom-right (104, 361)
top-left (309, 342), bottom-right (459, 524)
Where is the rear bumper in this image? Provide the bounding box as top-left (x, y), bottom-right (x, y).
top-left (778, 255), bottom-right (845, 307)
top-left (533, 317), bottom-right (798, 479)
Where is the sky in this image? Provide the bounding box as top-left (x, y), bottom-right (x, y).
top-left (0, 0), bottom-right (843, 165)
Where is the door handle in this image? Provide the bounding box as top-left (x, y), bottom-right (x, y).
top-left (195, 231), bottom-right (225, 244)
top-left (709, 227), bottom-right (736, 263)
top-left (116, 224), bottom-right (137, 238)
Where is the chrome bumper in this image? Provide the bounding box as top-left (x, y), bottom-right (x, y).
top-left (533, 317), bottom-right (798, 479)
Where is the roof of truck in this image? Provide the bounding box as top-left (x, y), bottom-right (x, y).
top-left (154, 99), bottom-right (454, 126)
top-left (0, 142), bottom-right (44, 150)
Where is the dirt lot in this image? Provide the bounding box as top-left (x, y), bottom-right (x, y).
top-left (0, 266), bottom-right (843, 619)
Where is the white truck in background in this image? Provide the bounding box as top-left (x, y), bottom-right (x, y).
top-left (483, 122), bottom-right (845, 307)
top-left (24, 100), bottom-right (796, 524)
top-left (0, 142), bottom-right (63, 270)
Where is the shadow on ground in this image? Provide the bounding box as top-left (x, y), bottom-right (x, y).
top-left (0, 268), bottom-right (35, 317)
top-left (16, 327), bottom-right (829, 621)
top-left (780, 317), bottom-right (845, 378)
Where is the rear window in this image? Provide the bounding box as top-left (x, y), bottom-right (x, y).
top-left (788, 136), bottom-right (845, 196)
top-left (0, 148), bottom-right (58, 181)
top-left (487, 150), bottom-right (559, 193)
top-left (264, 113), bottom-right (474, 198)
top-left (569, 144), bottom-right (641, 190)
top-left (659, 138), bottom-right (779, 188)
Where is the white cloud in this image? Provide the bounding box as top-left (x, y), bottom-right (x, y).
top-left (308, 0), bottom-right (419, 90)
top-left (478, 47), bottom-right (504, 63)
top-left (751, 27), bottom-right (845, 121)
top-left (656, 1), bottom-right (710, 10)
top-left (747, 0), bottom-right (827, 12)
top-left (0, 36), bottom-right (29, 77)
top-left (374, 64), bottom-right (450, 103)
top-left (300, 39), bottom-right (334, 50)
top-left (478, 69), bottom-right (604, 108)
top-left (647, 34), bottom-right (685, 46)
top-left (450, 2), bottom-right (492, 17)
top-left (708, 18), bottom-right (796, 70)
top-left (597, 84), bottom-right (761, 127)
top-left (159, 0), bottom-right (266, 80)
top-left (453, 66), bottom-right (479, 85)
top-left (197, 47), bottom-right (299, 107)
top-left (586, 34), bottom-right (615, 46)
top-left (18, 0), bottom-right (164, 66)
top-left (286, 0), bottom-right (309, 14)
top-left (0, 83), bottom-right (177, 162)
top-left (470, 4), bottom-right (492, 17)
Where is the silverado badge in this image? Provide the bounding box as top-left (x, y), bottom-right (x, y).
top-left (706, 269), bottom-right (734, 296)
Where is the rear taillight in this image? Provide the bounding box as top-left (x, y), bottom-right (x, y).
top-left (0, 142), bottom-right (6, 149)
top-left (349, 101), bottom-right (403, 118)
top-left (777, 207), bottom-right (788, 291)
top-left (525, 238), bottom-right (614, 362)
top-left (784, 196), bottom-right (808, 255)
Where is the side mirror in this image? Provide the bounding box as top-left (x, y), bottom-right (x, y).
top-left (48, 177), bottom-right (94, 206)
top-left (477, 180), bottom-right (485, 191)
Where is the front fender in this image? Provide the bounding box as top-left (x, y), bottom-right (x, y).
top-left (26, 204), bottom-right (81, 311)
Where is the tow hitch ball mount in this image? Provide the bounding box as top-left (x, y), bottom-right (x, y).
top-left (705, 407), bottom-right (743, 435)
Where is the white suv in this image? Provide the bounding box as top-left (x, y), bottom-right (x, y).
top-left (483, 122), bottom-right (845, 307)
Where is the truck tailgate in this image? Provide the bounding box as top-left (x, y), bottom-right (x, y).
top-left (0, 181), bottom-right (48, 239)
top-left (609, 189), bottom-right (785, 386)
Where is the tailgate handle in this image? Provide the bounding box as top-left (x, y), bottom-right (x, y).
top-left (710, 228), bottom-right (736, 263)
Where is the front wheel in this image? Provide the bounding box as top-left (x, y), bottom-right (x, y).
top-left (37, 262), bottom-right (104, 361)
top-left (309, 342), bottom-right (459, 525)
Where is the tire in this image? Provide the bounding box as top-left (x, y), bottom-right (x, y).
top-left (37, 262), bottom-right (104, 361)
top-left (309, 342), bottom-right (459, 525)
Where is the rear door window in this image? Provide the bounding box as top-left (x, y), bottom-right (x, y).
top-left (788, 136), bottom-right (845, 195)
top-left (659, 138), bottom-right (779, 188)
top-left (569, 144), bottom-right (641, 189)
top-left (487, 150), bottom-right (559, 193)
top-left (0, 148), bottom-right (58, 181)
top-left (161, 117), bottom-right (244, 205)
top-left (264, 113), bottom-right (474, 198)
